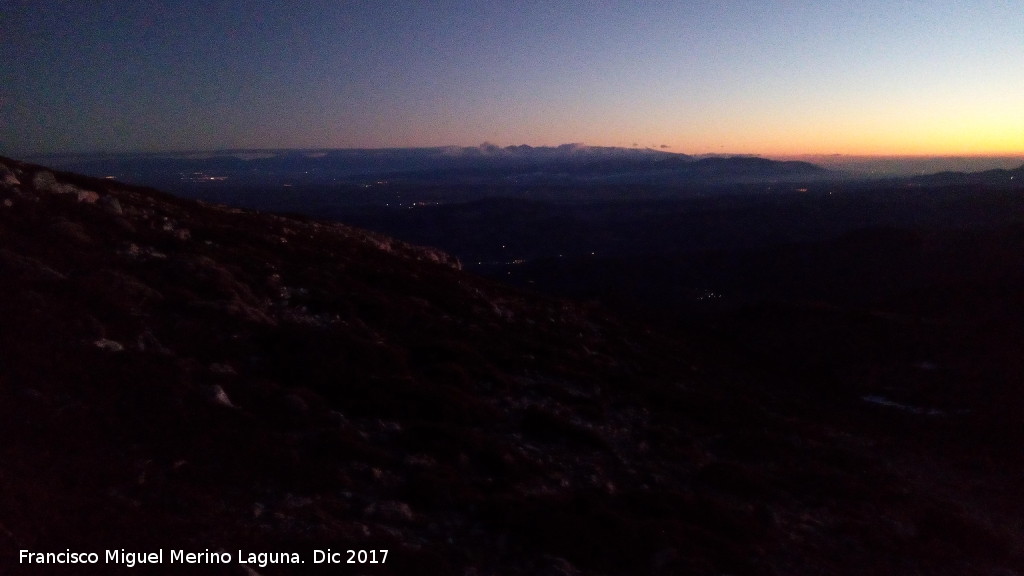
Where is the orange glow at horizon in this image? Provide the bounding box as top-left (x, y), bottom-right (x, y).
top-left (646, 116), bottom-right (1024, 158)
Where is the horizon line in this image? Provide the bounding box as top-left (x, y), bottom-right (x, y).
top-left (14, 145), bottom-right (1024, 161)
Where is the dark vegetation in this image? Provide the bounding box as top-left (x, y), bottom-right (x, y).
top-left (2, 154), bottom-right (1024, 575)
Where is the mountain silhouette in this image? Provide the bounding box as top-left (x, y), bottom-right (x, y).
top-left (49, 146), bottom-right (828, 194)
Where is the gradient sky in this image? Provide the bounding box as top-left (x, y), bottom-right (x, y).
top-left (2, 0), bottom-right (1022, 156)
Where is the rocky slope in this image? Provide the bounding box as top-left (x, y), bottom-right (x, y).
top-left (1, 156), bottom-right (1022, 575)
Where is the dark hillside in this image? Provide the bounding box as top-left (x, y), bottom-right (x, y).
top-left (1, 157), bottom-right (1022, 575)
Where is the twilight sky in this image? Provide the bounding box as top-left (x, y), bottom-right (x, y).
top-left (2, 0), bottom-right (1022, 156)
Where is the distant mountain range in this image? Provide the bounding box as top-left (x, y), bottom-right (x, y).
top-left (36, 145), bottom-right (829, 191)
top-left (908, 163), bottom-right (1024, 186)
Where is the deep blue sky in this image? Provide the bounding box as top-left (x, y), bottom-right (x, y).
top-left (2, 0), bottom-right (1022, 156)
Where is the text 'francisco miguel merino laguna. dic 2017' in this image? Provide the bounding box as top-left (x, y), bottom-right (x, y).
top-left (19, 548), bottom-right (384, 568)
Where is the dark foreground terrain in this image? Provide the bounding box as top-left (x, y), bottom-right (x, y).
top-left (2, 156), bottom-right (1023, 575)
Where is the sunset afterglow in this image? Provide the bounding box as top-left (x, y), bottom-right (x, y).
top-left (2, 1), bottom-right (1021, 157)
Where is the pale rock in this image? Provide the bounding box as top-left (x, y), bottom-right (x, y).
top-left (202, 384), bottom-right (236, 408)
top-left (32, 171), bottom-right (77, 196)
top-left (209, 362), bottom-right (237, 376)
top-left (98, 195), bottom-right (123, 215)
top-left (94, 339), bottom-right (125, 352)
top-left (32, 171), bottom-right (61, 193)
top-left (29, 170), bottom-right (100, 203)
top-left (0, 163), bottom-right (19, 187)
top-left (76, 189), bottom-right (99, 203)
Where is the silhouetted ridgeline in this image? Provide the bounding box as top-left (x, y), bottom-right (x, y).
top-left (41, 146), bottom-right (829, 197)
top-left (908, 163), bottom-right (1024, 186)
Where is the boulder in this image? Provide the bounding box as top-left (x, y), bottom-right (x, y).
top-left (31, 171), bottom-right (61, 193)
top-left (98, 195), bottom-right (123, 215)
top-left (94, 338), bottom-right (125, 352)
top-left (0, 162), bottom-right (19, 187)
top-left (201, 384), bottom-right (236, 408)
top-left (30, 170), bottom-right (100, 203)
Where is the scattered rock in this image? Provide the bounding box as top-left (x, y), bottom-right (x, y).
top-left (30, 170), bottom-right (98, 202)
top-left (98, 195), bottom-right (123, 215)
top-left (209, 363), bottom-right (237, 376)
top-left (94, 339), bottom-right (125, 352)
top-left (136, 330), bottom-right (172, 355)
top-left (31, 171), bottom-right (60, 193)
top-left (118, 243), bottom-right (167, 261)
top-left (201, 384), bottom-right (236, 408)
top-left (363, 500), bottom-right (413, 523)
top-left (77, 189), bottom-right (99, 203)
top-left (329, 410), bottom-right (349, 427)
top-left (0, 162), bottom-right (20, 187)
